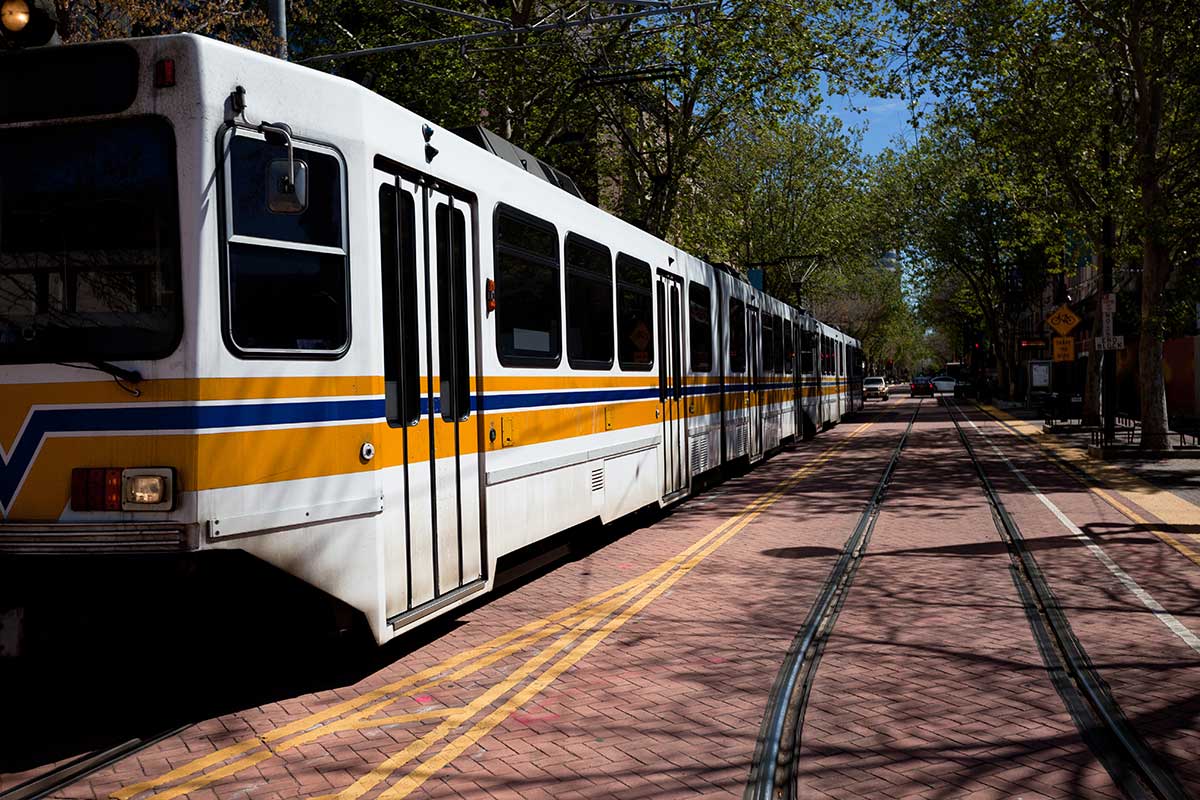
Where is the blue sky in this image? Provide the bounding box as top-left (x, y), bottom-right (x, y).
top-left (826, 91), bottom-right (923, 157)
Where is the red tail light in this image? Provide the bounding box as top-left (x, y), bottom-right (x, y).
top-left (71, 467), bottom-right (123, 511)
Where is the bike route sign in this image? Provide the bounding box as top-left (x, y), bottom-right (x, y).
top-left (1047, 305), bottom-right (1081, 336)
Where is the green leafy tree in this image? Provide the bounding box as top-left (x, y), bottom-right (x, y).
top-left (897, 0), bottom-right (1200, 447)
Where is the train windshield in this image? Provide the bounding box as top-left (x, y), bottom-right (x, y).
top-left (0, 117), bottom-right (180, 364)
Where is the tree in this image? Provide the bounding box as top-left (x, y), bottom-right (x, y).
top-left (883, 126), bottom-right (1051, 398)
top-left (55, 0), bottom-right (277, 51)
top-left (298, 1), bottom-right (896, 236)
top-left (670, 113), bottom-right (922, 372)
top-left (896, 0), bottom-right (1200, 447)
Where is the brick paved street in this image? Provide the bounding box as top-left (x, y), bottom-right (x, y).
top-left (4, 399), bottom-right (1199, 800)
top-left (796, 402), bottom-right (1118, 800)
top-left (958, 403), bottom-right (1200, 796)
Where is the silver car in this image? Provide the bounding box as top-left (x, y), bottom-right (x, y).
top-left (864, 376), bottom-right (889, 400)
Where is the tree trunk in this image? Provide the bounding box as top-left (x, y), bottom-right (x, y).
top-left (1131, 32), bottom-right (1172, 449)
top-left (1138, 240), bottom-right (1172, 449)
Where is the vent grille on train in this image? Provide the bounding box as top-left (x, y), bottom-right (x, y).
top-left (732, 423), bottom-right (746, 456)
top-left (590, 467), bottom-right (604, 493)
top-left (690, 436), bottom-right (710, 474)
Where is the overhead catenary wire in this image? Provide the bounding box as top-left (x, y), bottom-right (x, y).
top-left (300, 1), bottom-right (718, 64)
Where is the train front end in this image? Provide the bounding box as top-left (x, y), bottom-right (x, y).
top-left (0, 38), bottom-right (208, 551)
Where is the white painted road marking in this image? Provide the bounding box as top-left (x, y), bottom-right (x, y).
top-left (964, 413), bottom-right (1200, 655)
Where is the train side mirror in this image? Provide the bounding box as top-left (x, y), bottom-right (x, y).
top-left (267, 158), bottom-right (308, 213)
top-left (260, 121), bottom-right (308, 213)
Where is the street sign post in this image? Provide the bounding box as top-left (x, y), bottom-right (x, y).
top-left (1047, 305), bottom-right (1081, 336)
top-left (1053, 336), bottom-right (1075, 362)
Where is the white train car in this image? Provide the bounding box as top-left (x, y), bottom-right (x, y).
top-left (0, 34), bottom-right (862, 644)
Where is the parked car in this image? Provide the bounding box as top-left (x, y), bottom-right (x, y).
top-left (864, 376), bottom-right (889, 400)
top-left (910, 376), bottom-right (935, 397)
top-left (932, 375), bottom-right (957, 394)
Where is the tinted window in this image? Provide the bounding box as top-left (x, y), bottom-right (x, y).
top-left (0, 44), bottom-right (138, 123)
top-left (437, 204), bottom-right (470, 420)
top-left (616, 253), bottom-right (653, 370)
top-left (0, 118), bottom-right (180, 364)
top-left (762, 314), bottom-right (775, 374)
top-left (230, 136), bottom-right (342, 248)
top-left (565, 233), bottom-right (614, 369)
top-left (378, 184), bottom-right (419, 426)
top-left (224, 132), bottom-right (348, 355)
top-left (800, 329), bottom-right (815, 374)
top-left (228, 246), bottom-right (346, 350)
top-left (784, 320), bottom-right (794, 373)
top-left (729, 297), bottom-right (746, 373)
top-left (688, 282), bottom-right (712, 372)
top-left (670, 285), bottom-right (682, 398)
top-left (494, 205), bottom-right (560, 366)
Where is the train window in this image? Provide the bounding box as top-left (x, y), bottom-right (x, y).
top-left (565, 233), bottom-right (614, 369)
top-left (494, 205), bottom-right (560, 367)
top-left (379, 183), bottom-right (419, 427)
top-left (774, 316), bottom-right (784, 373)
top-left (616, 253), bottom-right (653, 370)
top-left (437, 203), bottom-right (470, 421)
top-left (784, 321), bottom-right (794, 374)
top-left (688, 282), bottom-right (712, 372)
top-left (729, 297), bottom-right (746, 373)
top-left (670, 284), bottom-right (683, 398)
top-left (223, 130), bottom-right (348, 356)
top-left (762, 314), bottom-right (775, 374)
top-left (800, 329), bottom-right (815, 374)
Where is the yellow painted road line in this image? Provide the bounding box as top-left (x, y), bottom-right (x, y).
top-left (342, 427), bottom-right (870, 800)
top-left (114, 421), bottom-right (873, 800)
top-left (979, 405), bottom-right (1200, 565)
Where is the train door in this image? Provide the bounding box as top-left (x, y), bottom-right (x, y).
top-left (377, 170), bottom-right (484, 624)
top-left (747, 306), bottom-right (764, 461)
top-left (792, 318), bottom-right (802, 436)
top-left (656, 271), bottom-right (688, 499)
top-left (840, 340), bottom-right (849, 422)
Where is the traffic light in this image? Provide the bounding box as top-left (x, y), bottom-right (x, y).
top-left (1, 0), bottom-right (58, 48)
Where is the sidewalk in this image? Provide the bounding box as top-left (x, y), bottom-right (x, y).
top-left (987, 399), bottom-right (1200, 510)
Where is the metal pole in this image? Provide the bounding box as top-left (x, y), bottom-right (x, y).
top-left (1101, 213), bottom-right (1116, 444)
top-left (269, 0), bottom-right (287, 60)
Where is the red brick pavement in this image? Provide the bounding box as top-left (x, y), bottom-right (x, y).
top-left (957, 404), bottom-right (1200, 796)
top-left (797, 401), bottom-right (1119, 799)
top-left (38, 406), bottom-right (912, 800)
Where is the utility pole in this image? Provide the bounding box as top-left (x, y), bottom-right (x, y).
top-left (269, 0), bottom-right (287, 60)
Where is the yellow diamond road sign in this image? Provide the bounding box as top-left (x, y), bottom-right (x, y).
top-left (1048, 305), bottom-right (1081, 336)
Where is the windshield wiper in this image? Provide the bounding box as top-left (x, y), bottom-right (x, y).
top-left (54, 360), bottom-right (144, 384)
top-left (90, 360), bottom-right (143, 383)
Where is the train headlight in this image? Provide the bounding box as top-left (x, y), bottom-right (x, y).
top-left (122, 468), bottom-right (175, 511)
top-left (1, 0), bottom-right (30, 32)
top-left (0, 0), bottom-right (57, 47)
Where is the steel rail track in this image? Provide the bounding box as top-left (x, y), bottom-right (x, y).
top-left (944, 398), bottom-right (1188, 800)
top-left (0, 726), bottom-right (189, 800)
top-left (746, 399), bottom-right (923, 800)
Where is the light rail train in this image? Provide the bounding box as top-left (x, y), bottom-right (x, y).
top-left (0, 35), bottom-right (863, 644)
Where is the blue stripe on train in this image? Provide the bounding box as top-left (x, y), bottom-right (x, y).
top-left (2, 379), bottom-right (839, 508)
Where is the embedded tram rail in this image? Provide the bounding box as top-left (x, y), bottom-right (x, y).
top-left (0, 730), bottom-right (188, 800)
top-left (750, 396), bottom-right (1192, 800)
top-left (747, 400), bottom-right (923, 799)
top-left (944, 399), bottom-right (1189, 800)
